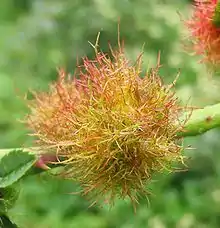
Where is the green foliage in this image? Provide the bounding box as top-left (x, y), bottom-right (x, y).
top-left (0, 186), bottom-right (19, 215)
top-left (0, 215), bottom-right (18, 228)
top-left (0, 150), bottom-right (37, 188)
top-left (1, 0), bottom-right (220, 227)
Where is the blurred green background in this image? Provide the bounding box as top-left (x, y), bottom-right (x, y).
top-left (1, 0), bottom-right (220, 227)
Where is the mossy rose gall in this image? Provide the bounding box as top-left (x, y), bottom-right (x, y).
top-left (185, 0), bottom-right (220, 67)
top-left (26, 43), bottom-right (186, 209)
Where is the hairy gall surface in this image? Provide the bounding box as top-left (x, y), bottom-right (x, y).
top-left (185, 0), bottom-right (220, 67)
top-left (26, 45), bottom-right (185, 209)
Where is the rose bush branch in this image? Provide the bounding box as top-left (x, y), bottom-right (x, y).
top-left (178, 103), bottom-right (220, 137)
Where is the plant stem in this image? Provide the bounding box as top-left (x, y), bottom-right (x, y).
top-left (178, 103), bottom-right (220, 137)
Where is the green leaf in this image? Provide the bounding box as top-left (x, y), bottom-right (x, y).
top-left (0, 186), bottom-right (20, 215)
top-left (0, 215), bottom-right (18, 228)
top-left (0, 150), bottom-right (37, 188)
